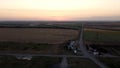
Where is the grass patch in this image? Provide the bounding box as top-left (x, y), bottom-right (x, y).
top-left (98, 57), bottom-right (120, 68)
top-left (67, 57), bottom-right (100, 68)
top-left (0, 42), bottom-right (50, 51)
top-left (84, 29), bottom-right (120, 42)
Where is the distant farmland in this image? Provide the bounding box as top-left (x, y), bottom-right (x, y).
top-left (0, 28), bottom-right (78, 44)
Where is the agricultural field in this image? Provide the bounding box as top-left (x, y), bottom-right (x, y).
top-left (0, 41), bottom-right (76, 54)
top-left (84, 28), bottom-right (120, 56)
top-left (84, 28), bottom-right (120, 43)
top-left (0, 42), bottom-right (52, 54)
top-left (0, 28), bottom-right (78, 44)
top-left (0, 28), bottom-right (78, 54)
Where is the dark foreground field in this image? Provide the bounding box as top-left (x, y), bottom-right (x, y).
top-left (1, 55), bottom-right (119, 68)
top-left (0, 56), bottom-right (101, 68)
top-left (0, 56), bottom-right (61, 68)
top-left (98, 57), bottom-right (120, 68)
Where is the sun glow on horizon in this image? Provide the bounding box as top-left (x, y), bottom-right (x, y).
top-left (0, 0), bottom-right (120, 21)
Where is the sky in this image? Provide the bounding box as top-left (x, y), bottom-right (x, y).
top-left (0, 0), bottom-right (120, 21)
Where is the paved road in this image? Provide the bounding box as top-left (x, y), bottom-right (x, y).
top-left (0, 53), bottom-right (85, 58)
top-left (78, 24), bottom-right (108, 68)
top-left (0, 52), bottom-right (119, 59)
top-left (60, 56), bottom-right (68, 68)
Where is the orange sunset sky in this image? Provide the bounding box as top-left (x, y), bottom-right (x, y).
top-left (0, 0), bottom-right (120, 21)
